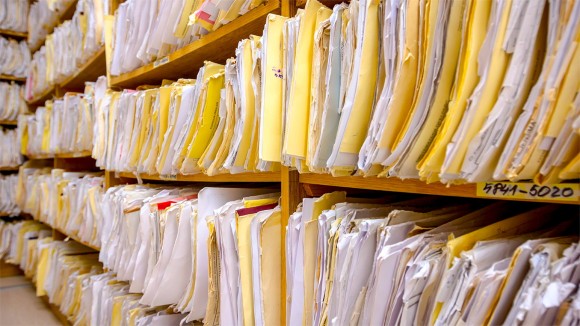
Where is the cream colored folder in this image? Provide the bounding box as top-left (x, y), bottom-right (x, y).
top-left (372, 0), bottom-right (421, 165)
top-left (181, 62), bottom-right (225, 174)
top-left (283, 0), bottom-right (331, 161)
top-left (418, 0), bottom-right (491, 182)
top-left (327, 0), bottom-right (380, 176)
top-left (386, 0), bottom-right (466, 179)
top-left (440, 0), bottom-right (514, 183)
top-left (260, 14), bottom-right (289, 164)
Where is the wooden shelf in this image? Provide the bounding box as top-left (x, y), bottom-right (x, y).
top-left (55, 226), bottom-right (101, 251)
top-left (0, 74), bottom-right (26, 82)
top-left (56, 0), bottom-right (78, 23)
top-left (60, 47), bottom-right (106, 91)
top-left (25, 151), bottom-right (91, 160)
top-left (0, 120), bottom-right (18, 126)
top-left (117, 171), bottom-right (281, 183)
top-left (0, 29), bottom-right (27, 39)
top-left (296, 0), bottom-right (343, 7)
top-left (110, 0), bottom-right (281, 88)
top-left (0, 212), bottom-right (19, 217)
top-left (55, 150), bottom-right (92, 158)
top-left (0, 166), bottom-right (20, 171)
top-left (26, 154), bottom-right (54, 160)
top-left (27, 85), bottom-right (55, 106)
top-left (35, 218), bottom-right (101, 251)
top-left (299, 174), bottom-right (579, 205)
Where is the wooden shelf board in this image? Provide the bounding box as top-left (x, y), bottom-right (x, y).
top-left (0, 120), bottom-right (18, 125)
top-left (27, 86), bottom-right (55, 106)
top-left (26, 154), bottom-right (55, 160)
top-left (0, 74), bottom-right (26, 82)
top-left (0, 259), bottom-right (22, 277)
top-left (0, 29), bottom-right (27, 39)
top-left (55, 150), bottom-right (92, 158)
top-left (0, 166), bottom-right (20, 171)
top-left (55, 226), bottom-right (101, 251)
top-left (57, 0), bottom-right (78, 23)
top-left (34, 218), bottom-right (101, 251)
top-left (26, 151), bottom-right (91, 160)
top-left (299, 174), bottom-right (579, 205)
top-left (60, 47), bottom-right (106, 91)
top-left (117, 171), bottom-right (281, 183)
top-left (110, 0), bottom-right (281, 88)
top-left (296, 0), bottom-right (343, 7)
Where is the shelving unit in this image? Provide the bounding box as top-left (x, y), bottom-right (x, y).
top-left (110, 0), bottom-right (282, 88)
top-left (3, 1), bottom-right (577, 325)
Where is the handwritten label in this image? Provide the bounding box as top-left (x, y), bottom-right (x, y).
top-left (477, 182), bottom-right (578, 202)
top-left (154, 57), bottom-right (170, 67)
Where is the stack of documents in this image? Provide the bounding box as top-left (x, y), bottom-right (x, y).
top-left (15, 164), bottom-right (50, 216)
top-left (273, 0), bottom-right (580, 184)
top-left (0, 82), bottom-right (28, 121)
top-left (286, 191), bottom-right (579, 326)
top-left (0, 219), bottom-right (18, 259)
top-left (0, 36), bottom-right (30, 78)
top-left (18, 87), bottom-right (96, 157)
top-left (34, 239), bottom-right (101, 320)
top-left (46, 0), bottom-right (105, 85)
top-left (20, 228), bottom-right (53, 279)
top-left (93, 58), bottom-right (282, 175)
top-left (51, 174), bottom-right (104, 246)
top-left (0, 0), bottom-right (28, 33)
top-left (1, 227), bottom-right (107, 323)
top-left (0, 128), bottom-right (23, 167)
top-left (0, 175), bottom-right (20, 215)
top-left (25, 46), bottom-right (50, 100)
top-left (94, 185), bottom-right (280, 325)
top-left (16, 166), bottom-right (99, 228)
top-left (3, 220), bottom-right (51, 267)
top-left (78, 272), bottom-right (190, 326)
top-left (109, 0), bottom-right (265, 75)
top-left (27, 0), bottom-right (76, 51)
